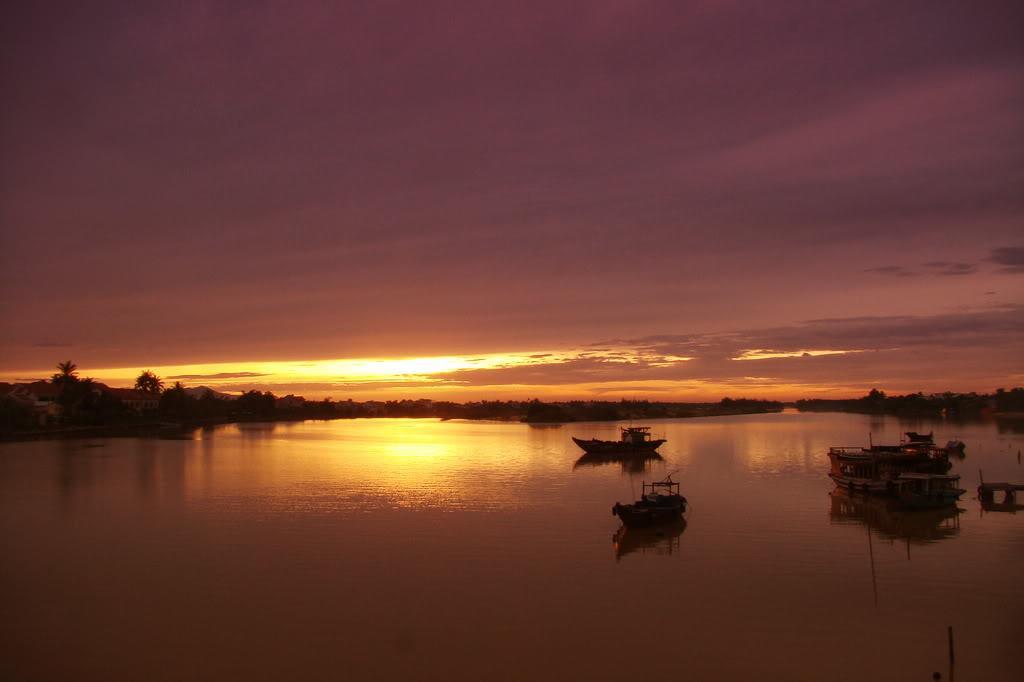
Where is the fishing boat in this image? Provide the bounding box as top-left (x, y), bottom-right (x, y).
top-left (572, 426), bottom-right (665, 455)
top-left (611, 476), bottom-right (686, 527)
top-left (827, 434), bottom-right (952, 495)
top-left (894, 473), bottom-right (965, 508)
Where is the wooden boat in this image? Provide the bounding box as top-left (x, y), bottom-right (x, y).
top-left (612, 477), bottom-right (686, 527)
top-left (827, 433), bottom-right (953, 494)
top-left (904, 431), bottom-right (933, 444)
top-left (894, 473), bottom-right (965, 508)
top-left (573, 426), bottom-right (665, 455)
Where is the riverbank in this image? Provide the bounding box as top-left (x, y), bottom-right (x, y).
top-left (1, 402), bottom-right (787, 441)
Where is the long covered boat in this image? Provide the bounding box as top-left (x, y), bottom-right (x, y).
top-left (828, 434), bottom-right (953, 495)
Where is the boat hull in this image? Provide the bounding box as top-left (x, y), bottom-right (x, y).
top-left (612, 499), bottom-right (686, 527)
top-left (828, 473), bottom-right (896, 495)
top-left (573, 436), bottom-right (665, 455)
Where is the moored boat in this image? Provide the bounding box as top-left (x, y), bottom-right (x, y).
top-left (573, 426), bottom-right (665, 455)
top-left (612, 476), bottom-right (686, 527)
top-left (827, 433), bottom-right (953, 495)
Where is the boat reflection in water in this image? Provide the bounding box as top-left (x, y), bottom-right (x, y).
top-left (980, 498), bottom-right (1023, 514)
top-left (979, 486), bottom-right (1023, 514)
top-left (612, 520), bottom-right (686, 561)
top-left (573, 451), bottom-right (663, 474)
top-left (829, 488), bottom-right (961, 545)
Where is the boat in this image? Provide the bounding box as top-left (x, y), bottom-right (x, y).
top-left (572, 426), bottom-right (665, 455)
top-left (611, 476), bottom-right (686, 527)
top-left (943, 439), bottom-right (966, 455)
top-left (894, 473), bottom-right (965, 508)
top-left (827, 433), bottom-right (953, 494)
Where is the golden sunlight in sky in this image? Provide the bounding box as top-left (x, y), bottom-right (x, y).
top-left (0, 347), bottom-right (881, 401)
top-left (732, 349), bottom-right (860, 361)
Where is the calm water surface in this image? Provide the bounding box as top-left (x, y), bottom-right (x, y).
top-left (2, 412), bottom-right (1022, 681)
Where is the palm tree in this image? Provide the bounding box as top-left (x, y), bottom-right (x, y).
top-left (135, 370), bottom-right (164, 395)
top-left (52, 360), bottom-right (79, 386)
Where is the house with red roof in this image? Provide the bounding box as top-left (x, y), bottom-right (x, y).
top-left (103, 388), bottom-right (160, 414)
top-left (7, 381), bottom-right (64, 425)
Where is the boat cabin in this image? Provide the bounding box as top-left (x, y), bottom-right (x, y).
top-left (641, 478), bottom-right (681, 502)
top-left (621, 426), bottom-right (654, 445)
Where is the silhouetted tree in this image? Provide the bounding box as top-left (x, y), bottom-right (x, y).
top-left (159, 381), bottom-right (192, 419)
top-left (236, 390), bottom-right (276, 417)
top-left (56, 360), bottom-right (77, 376)
top-left (51, 360), bottom-right (79, 388)
top-left (135, 370), bottom-right (164, 395)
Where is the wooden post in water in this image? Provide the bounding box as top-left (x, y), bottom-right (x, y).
top-left (947, 625), bottom-right (955, 682)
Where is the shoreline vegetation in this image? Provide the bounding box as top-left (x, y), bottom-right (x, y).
top-left (795, 387), bottom-right (1024, 418)
top-left (1, 362), bottom-right (1022, 440)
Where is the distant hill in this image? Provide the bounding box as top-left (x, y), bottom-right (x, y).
top-left (183, 386), bottom-right (237, 401)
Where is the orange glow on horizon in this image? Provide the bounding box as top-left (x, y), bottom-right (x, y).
top-left (2, 348), bottom-right (1004, 402)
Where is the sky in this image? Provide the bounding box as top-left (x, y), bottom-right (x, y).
top-left (1, 1), bottom-right (1022, 400)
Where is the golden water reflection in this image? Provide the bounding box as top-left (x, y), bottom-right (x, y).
top-left (2, 412), bottom-right (1022, 682)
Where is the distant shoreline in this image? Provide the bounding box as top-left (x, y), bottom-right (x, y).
top-left (5, 407), bottom-right (1024, 443)
top-left (2, 406), bottom-right (788, 442)
top-left (5, 382), bottom-right (1023, 441)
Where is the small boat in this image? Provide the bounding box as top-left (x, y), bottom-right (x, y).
top-left (612, 476), bottom-right (687, 527)
top-left (904, 431), bottom-right (934, 444)
top-left (894, 473), bottom-right (965, 509)
top-left (573, 426), bottom-right (665, 455)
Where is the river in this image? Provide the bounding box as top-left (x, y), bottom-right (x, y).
top-left (1, 411), bottom-right (1021, 681)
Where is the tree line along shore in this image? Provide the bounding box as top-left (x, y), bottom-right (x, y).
top-left (1, 362), bottom-right (1021, 438)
